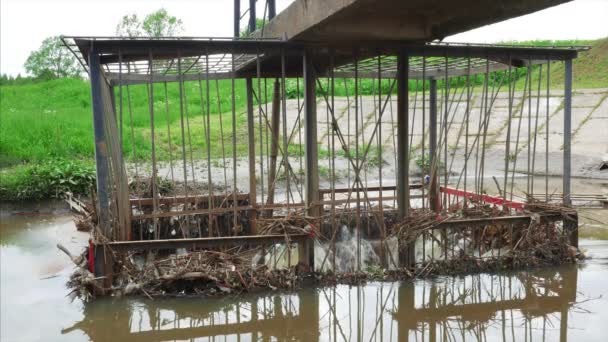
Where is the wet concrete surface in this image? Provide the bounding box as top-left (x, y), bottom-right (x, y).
top-left (1, 204), bottom-right (608, 341)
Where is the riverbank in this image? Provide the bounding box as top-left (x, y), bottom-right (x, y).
top-left (1, 39), bottom-right (606, 201)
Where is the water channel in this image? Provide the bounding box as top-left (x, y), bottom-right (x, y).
top-left (1, 182), bottom-right (607, 341)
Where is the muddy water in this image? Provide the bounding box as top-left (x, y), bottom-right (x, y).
top-left (2, 205), bottom-right (608, 341)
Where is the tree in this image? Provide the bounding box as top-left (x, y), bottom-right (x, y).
top-left (142, 9), bottom-right (184, 37)
top-left (116, 9), bottom-right (183, 38)
top-left (115, 14), bottom-right (142, 37)
top-left (24, 36), bottom-right (81, 79)
top-left (240, 18), bottom-right (267, 38)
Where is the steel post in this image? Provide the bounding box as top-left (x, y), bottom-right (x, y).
top-left (246, 78), bottom-right (258, 233)
top-left (265, 79), bottom-right (281, 216)
top-left (302, 51), bottom-right (318, 269)
top-left (249, 0), bottom-right (256, 34)
top-left (429, 78), bottom-right (440, 212)
top-left (233, 0), bottom-right (240, 37)
top-left (397, 53), bottom-right (410, 219)
top-left (397, 52), bottom-right (414, 267)
top-left (268, 0), bottom-right (276, 19)
top-left (563, 59), bottom-right (572, 207)
top-left (88, 49), bottom-right (111, 238)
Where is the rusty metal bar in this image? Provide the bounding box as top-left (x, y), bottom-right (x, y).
top-left (265, 79), bottom-right (281, 215)
top-left (88, 48), bottom-right (111, 237)
top-left (435, 213), bottom-right (562, 230)
top-left (318, 184), bottom-right (423, 195)
top-left (130, 194), bottom-right (249, 206)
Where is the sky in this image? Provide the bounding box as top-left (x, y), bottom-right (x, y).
top-left (1, 0), bottom-right (607, 76)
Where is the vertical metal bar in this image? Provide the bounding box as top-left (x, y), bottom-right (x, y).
top-left (303, 50), bottom-right (318, 269)
top-left (504, 56), bottom-right (513, 204)
top-left (249, 0), bottom-right (256, 34)
top-left (443, 55), bottom-right (449, 211)
top-left (266, 79), bottom-right (281, 215)
top-left (205, 51), bottom-right (214, 236)
top-left (464, 56), bottom-right (471, 208)
top-left (563, 59), bottom-right (572, 207)
top-left (231, 52), bottom-right (239, 232)
top-left (246, 78), bottom-right (258, 234)
top-left (421, 56), bottom-right (426, 209)
top-left (268, 0), bottom-right (276, 19)
top-left (354, 50), bottom-right (361, 270)
top-left (234, 0), bottom-right (240, 37)
top-left (330, 51), bottom-right (337, 271)
top-left (88, 49), bottom-right (111, 237)
top-left (377, 53), bottom-right (386, 267)
top-left (397, 51), bottom-right (413, 268)
top-left (397, 52), bottom-right (410, 219)
top-left (304, 51), bottom-right (320, 217)
top-left (280, 49), bottom-right (290, 209)
top-left (546, 60), bottom-right (550, 202)
top-left (147, 50), bottom-right (159, 239)
top-left (429, 78), bottom-right (439, 212)
top-left (531, 64), bottom-right (543, 196)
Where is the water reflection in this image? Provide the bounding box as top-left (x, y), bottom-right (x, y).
top-left (63, 266), bottom-right (582, 341)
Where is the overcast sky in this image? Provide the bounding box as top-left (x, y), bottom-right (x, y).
top-left (1, 0), bottom-right (607, 76)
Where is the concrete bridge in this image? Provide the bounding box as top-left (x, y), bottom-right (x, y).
top-left (250, 0), bottom-right (570, 41)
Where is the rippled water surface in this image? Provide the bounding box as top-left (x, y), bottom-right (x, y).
top-left (2, 205), bottom-right (608, 341)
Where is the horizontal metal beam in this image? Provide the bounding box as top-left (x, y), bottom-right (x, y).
top-left (99, 234), bottom-right (309, 252)
top-left (435, 213), bottom-right (563, 230)
top-left (130, 194), bottom-right (249, 206)
top-left (72, 38), bottom-right (582, 68)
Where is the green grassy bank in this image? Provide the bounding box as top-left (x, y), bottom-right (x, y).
top-left (1, 38), bottom-right (606, 200)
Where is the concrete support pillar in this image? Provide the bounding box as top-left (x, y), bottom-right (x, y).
top-left (428, 79), bottom-right (440, 212)
top-left (246, 78), bottom-right (258, 234)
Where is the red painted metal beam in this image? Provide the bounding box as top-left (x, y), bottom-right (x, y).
top-left (440, 186), bottom-right (525, 211)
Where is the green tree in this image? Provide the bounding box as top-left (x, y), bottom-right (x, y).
top-left (115, 14), bottom-right (142, 37)
top-left (240, 18), bottom-right (267, 37)
top-left (23, 36), bottom-right (81, 79)
top-left (116, 9), bottom-right (183, 37)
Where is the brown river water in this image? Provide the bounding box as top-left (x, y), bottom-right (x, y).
top-left (1, 184), bottom-right (608, 341)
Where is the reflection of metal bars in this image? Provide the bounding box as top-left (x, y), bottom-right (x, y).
top-left (64, 268), bottom-right (578, 341)
top-left (77, 37), bottom-right (583, 277)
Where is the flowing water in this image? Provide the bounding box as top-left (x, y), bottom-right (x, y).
top-left (2, 196), bottom-right (608, 341)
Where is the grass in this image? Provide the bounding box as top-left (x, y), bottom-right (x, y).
top-left (1, 38), bottom-right (606, 200)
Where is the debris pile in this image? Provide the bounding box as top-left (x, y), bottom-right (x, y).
top-left (64, 200), bottom-right (580, 300)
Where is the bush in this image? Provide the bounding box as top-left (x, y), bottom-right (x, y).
top-left (0, 160), bottom-right (95, 201)
top-left (414, 153), bottom-right (443, 173)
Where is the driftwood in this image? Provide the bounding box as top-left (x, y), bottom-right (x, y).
top-left (65, 201), bottom-right (580, 300)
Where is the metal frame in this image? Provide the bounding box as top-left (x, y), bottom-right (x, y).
top-left (77, 36), bottom-right (582, 278)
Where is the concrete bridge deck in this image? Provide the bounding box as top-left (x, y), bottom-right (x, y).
top-left (257, 0), bottom-right (570, 42)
